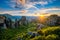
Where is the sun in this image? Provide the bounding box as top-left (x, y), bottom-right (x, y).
top-left (40, 15), bottom-right (45, 17)
top-left (39, 14), bottom-right (46, 23)
top-left (40, 15), bottom-right (46, 18)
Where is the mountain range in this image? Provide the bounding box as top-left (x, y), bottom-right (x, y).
top-left (0, 14), bottom-right (38, 21)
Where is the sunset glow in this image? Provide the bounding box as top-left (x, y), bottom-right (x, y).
top-left (37, 14), bottom-right (46, 23)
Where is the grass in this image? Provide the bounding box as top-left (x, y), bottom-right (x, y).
top-left (0, 23), bottom-right (60, 40)
top-left (0, 23), bottom-right (37, 40)
top-left (31, 26), bottom-right (60, 40)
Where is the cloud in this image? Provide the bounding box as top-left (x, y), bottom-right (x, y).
top-left (39, 1), bottom-right (48, 6)
top-left (0, 0), bottom-right (58, 16)
top-left (0, 10), bottom-right (28, 14)
top-left (7, 0), bottom-right (56, 9)
top-left (0, 8), bottom-right (60, 16)
top-left (4, 0), bottom-right (56, 13)
top-left (35, 8), bottom-right (60, 14)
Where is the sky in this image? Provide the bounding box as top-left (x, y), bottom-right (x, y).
top-left (0, 0), bottom-right (60, 16)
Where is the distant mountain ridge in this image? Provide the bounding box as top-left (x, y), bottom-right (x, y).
top-left (0, 14), bottom-right (38, 21)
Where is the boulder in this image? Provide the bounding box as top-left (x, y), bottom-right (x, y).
top-left (36, 23), bottom-right (45, 30)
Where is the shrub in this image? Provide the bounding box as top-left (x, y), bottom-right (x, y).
top-left (45, 34), bottom-right (58, 40)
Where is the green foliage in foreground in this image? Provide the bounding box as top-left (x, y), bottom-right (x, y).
top-left (0, 24), bottom-right (60, 40)
top-left (20, 26), bottom-right (60, 40)
top-left (31, 27), bottom-right (60, 40)
top-left (0, 23), bottom-right (36, 40)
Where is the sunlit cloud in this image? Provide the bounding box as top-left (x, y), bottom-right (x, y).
top-left (0, 0), bottom-right (59, 16)
top-left (0, 10), bottom-right (28, 14)
top-left (7, 0), bottom-right (56, 9)
top-left (0, 8), bottom-right (60, 16)
top-left (36, 8), bottom-right (60, 13)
